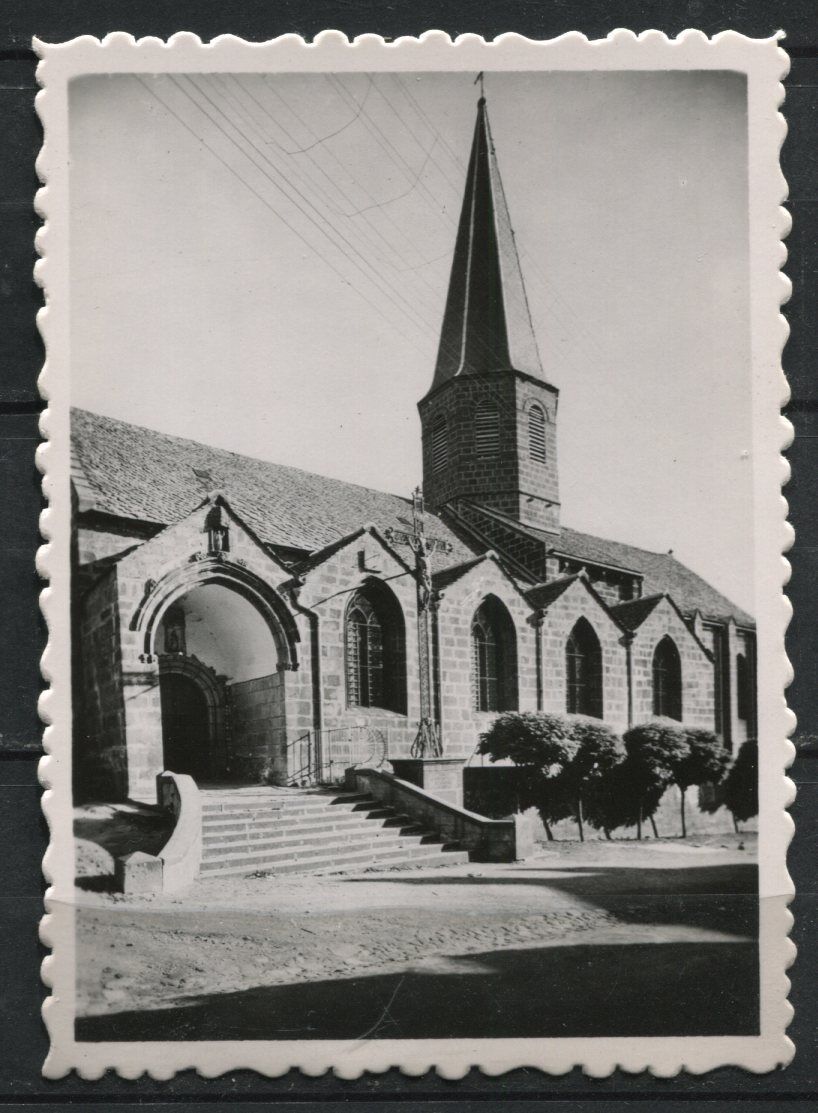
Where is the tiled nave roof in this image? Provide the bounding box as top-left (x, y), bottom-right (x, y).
top-left (71, 408), bottom-right (753, 627)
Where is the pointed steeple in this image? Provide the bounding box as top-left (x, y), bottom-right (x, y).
top-left (431, 93), bottom-right (543, 390)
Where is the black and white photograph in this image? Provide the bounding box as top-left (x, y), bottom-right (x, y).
top-left (35, 31), bottom-right (792, 1077)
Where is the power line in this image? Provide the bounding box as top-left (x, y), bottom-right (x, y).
top-left (216, 77), bottom-right (461, 331)
top-left (136, 75), bottom-right (430, 360)
top-left (234, 74), bottom-right (438, 271)
top-left (176, 75), bottom-right (446, 347)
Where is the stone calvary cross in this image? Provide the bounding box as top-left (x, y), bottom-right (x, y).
top-left (408, 487), bottom-right (443, 758)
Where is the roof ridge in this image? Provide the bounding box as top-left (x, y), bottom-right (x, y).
top-left (559, 523), bottom-right (670, 562)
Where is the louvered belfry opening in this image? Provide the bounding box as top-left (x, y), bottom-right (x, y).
top-left (528, 403), bottom-right (547, 463)
top-left (474, 400), bottom-right (500, 457)
top-left (431, 414), bottom-right (448, 472)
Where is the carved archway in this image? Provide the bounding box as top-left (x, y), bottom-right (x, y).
top-left (131, 556), bottom-right (300, 671)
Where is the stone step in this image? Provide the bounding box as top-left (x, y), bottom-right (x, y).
top-left (201, 800), bottom-right (400, 829)
top-left (200, 793), bottom-right (371, 819)
top-left (200, 842), bottom-right (469, 878)
top-left (202, 822), bottom-right (436, 859)
top-left (199, 831), bottom-right (453, 873)
top-left (202, 813), bottom-right (419, 846)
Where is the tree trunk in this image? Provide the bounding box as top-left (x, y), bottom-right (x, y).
top-left (680, 786), bottom-right (687, 838)
top-left (543, 818), bottom-right (554, 841)
top-left (733, 814), bottom-right (740, 834)
top-left (576, 795), bottom-right (584, 842)
top-left (604, 827), bottom-right (612, 841)
top-left (636, 804), bottom-right (642, 841)
top-left (649, 814), bottom-right (659, 839)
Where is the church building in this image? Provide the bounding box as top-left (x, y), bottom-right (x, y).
top-left (71, 94), bottom-right (757, 809)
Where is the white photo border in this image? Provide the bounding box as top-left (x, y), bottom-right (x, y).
top-left (34, 28), bottom-right (795, 1079)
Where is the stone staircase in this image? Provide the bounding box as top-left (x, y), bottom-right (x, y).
top-left (198, 787), bottom-right (471, 878)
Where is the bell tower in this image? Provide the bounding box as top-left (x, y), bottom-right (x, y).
top-left (418, 89), bottom-right (560, 533)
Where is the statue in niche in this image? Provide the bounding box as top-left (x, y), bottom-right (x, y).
top-left (163, 603), bottom-right (186, 655)
top-left (204, 503), bottom-right (230, 556)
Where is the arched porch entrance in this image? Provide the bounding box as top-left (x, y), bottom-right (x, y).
top-left (146, 575), bottom-right (297, 785)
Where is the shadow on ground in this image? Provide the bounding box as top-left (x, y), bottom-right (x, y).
top-left (76, 934), bottom-right (759, 1042)
top-left (348, 862), bottom-right (760, 938)
top-left (74, 801), bottom-right (173, 892)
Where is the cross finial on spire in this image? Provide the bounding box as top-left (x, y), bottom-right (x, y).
top-left (474, 70), bottom-right (485, 104)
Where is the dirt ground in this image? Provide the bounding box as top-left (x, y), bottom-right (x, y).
top-left (75, 834), bottom-right (759, 1041)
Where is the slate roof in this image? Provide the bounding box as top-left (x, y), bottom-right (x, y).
top-left (525, 575), bottom-right (581, 609)
top-left (432, 554), bottom-right (488, 591)
top-left (556, 527), bottom-right (754, 628)
top-left (70, 409), bottom-right (476, 572)
top-left (456, 501), bottom-right (752, 627)
top-left (71, 408), bottom-right (753, 628)
top-left (430, 96), bottom-right (544, 388)
top-left (608, 594), bottom-right (665, 632)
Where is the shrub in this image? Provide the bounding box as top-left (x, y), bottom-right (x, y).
top-left (478, 712), bottom-right (578, 837)
top-left (723, 739), bottom-right (758, 830)
top-left (584, 756), bottom-right (664, 838)
top-left (676, 727), bottom-right (732, 836)
top-left (621, 719), bottom-right (690, 839)
top-left (556, 716), bottom-right (621, 841)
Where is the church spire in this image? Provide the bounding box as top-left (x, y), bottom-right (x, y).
top-left (431, 88), bottom-right (543, 390)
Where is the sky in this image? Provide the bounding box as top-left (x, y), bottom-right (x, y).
top-left (69, 69), bottom-right (753, 612)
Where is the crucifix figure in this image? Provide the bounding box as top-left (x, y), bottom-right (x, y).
top-left (408, 487), bottom-right (442, 758)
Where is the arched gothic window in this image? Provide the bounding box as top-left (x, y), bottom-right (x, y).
top-left (528, 404), bottom-right (547, 463)
top-left (475, 400), bottom-right (500, 457)
top-left (566, 618), bottom-right (603, 718)
top-left (471, 597), bottom-right (518, 712)
top-left (431, 414), bottom-right (448, 472)
top-left (345, 582), bottom-right (406, 713)
top-left (736, 652), bottom-right (750, 721)
top-left (652, 636), bottom-right (682, 720)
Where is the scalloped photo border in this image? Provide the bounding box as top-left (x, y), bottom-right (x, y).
top-left (34, 28), bottom-right (794, 1079)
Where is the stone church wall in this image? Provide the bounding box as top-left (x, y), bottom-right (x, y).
top-left (513, 378), bottom-right (560, 531)
top-left (297, 533), bottom-right (421, 762)
top-left (434, 561), bottom-right (538, 759)
top-left (76, 523), bottom-right (150, 569)
top-left (75, 566), bottom-right (128, 800)
top-left (628, 599), bottom-right (715, 729)
top-left (538, 581), bottom-right (630, 733)
top-left (228, 672), bottom-right (287, 783)
top-left (421, 374), bottom-right (533, 524)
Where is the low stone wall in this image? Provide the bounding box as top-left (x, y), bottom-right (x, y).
top-left (348, 767), bottom-right (534, 862)
top-left (114, 771), bottom-right (202, 894)
top-left (156, 771), bottom-right (202, 890)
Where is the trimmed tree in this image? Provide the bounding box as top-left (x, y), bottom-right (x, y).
top-left (723, 739), bottom-right (758, 831)
top-left (557, 716), bottom-right (621, 841)
top-left (675, 727), bottom-right (732, 837)
top-left (584, 756), bottom-right (661, 839)
top-left (477, 712), bottom-right (578, 839)
top-left (621, 719), bottom-right (690, 839)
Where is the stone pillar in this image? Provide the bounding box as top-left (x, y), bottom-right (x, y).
top-left (122, 656), bottom-right (165, 802)
top-left (391, 757), bottom-right (464, 808)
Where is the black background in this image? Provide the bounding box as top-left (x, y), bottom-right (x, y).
top-left (1, 0), bottom-right (815, 1106)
